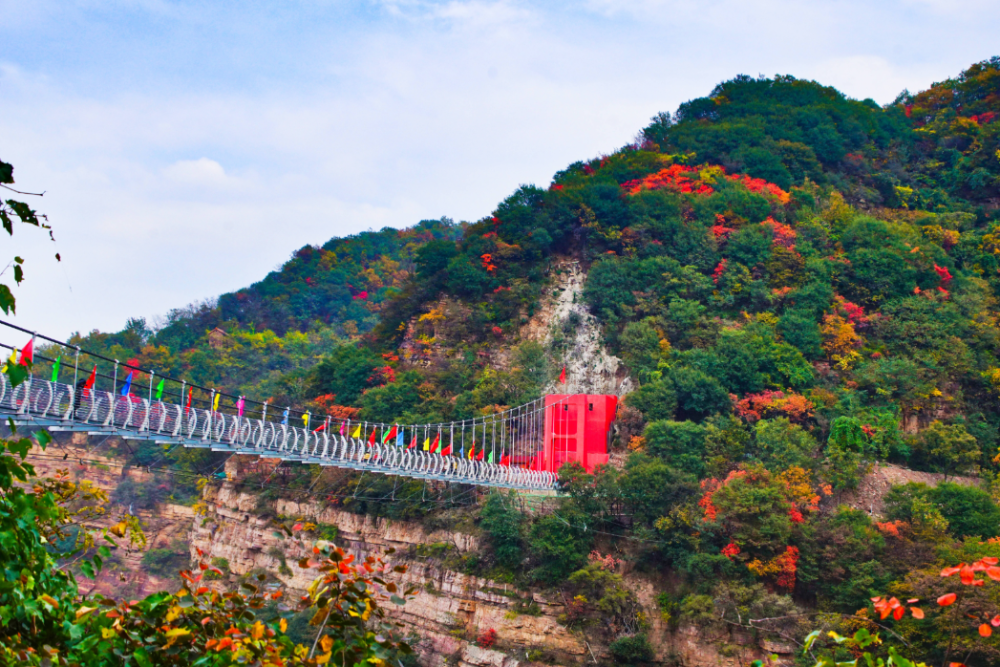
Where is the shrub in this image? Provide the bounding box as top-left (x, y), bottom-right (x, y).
top-left (141, 541), bottom-right (189, 578)
top-left (609, 634), bottom-right (654, 664)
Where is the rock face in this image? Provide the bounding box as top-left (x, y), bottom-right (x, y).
top-left (192, 483), bottom-right (586, 666)
top-left (521, 259), bottom-right (633, 397)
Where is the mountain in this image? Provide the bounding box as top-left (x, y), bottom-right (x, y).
top-left (43, 57), bottom-right (1000, 665)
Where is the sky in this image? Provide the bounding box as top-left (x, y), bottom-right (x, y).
top-left (1, 0), bottom-right (998, 340)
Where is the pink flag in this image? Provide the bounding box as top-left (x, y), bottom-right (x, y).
top-left (339, 421), bottom-right (346, 436)
top-left (236, 396), bottom-right (245, 416)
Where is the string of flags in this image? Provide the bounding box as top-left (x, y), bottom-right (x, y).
top-left (8, 335), bottom-right (554, 469)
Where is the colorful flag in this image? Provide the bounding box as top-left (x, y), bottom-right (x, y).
top-left (422, 436), bottom-right (430, 452)
top-left (468, 442), bottom-right (475, 460)
top-left (476, 447), bottom-right (485, 461)
top-left (212, 393), bottom-right (221, 412)
top-left (302, 413), bottom-right (310, 429)
top-left (407, 434), bottom-right (418, 450)
top-left (84, 366), bottom-right (97, 391)
top-left (351, 424), bottom-right (361, 438)
top-left (396, 428), bottom-right (405, 447)
top-left (339, 421), bottom-right (346, 436)
top-left (155, 379), bottom-right (164, 400)
top-left (559, 366), bottom-right (566, 384)
top-left (440, 440), bottom-right (452, 456)
top-left (382, 425), bottom-right (397, 445)
top-left (2, 347), bottom-right (16, 372)
top-left (368, 428), bottom-right (377, 446)
top-left (487, 449), bottom-right (494, 464)
top-left (281, 408), bottom-right (289, 425)
top-left (120, 371), bottom-right (133, 397)
top-left (19, 338), bottom-right (33, 366)
top-left (236, 396), bottom-right (245, 416)
top-left (429, 433), bottom-right (440, 453)
top-left (313, 422), bottom-right (326, 433)
top-left (50, 355), bottom-right (61, 382)
top-left (186, 388), bottom-right (193, 409)
top-left (500, 454), bottom-right (511, 467)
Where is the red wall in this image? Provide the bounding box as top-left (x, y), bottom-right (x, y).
top-left (540, 394), bottom-right (617, 473)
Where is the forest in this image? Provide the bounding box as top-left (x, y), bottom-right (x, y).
top-left (3, 57), bottom-right (1000, 666)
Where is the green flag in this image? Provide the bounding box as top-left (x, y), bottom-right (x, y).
top-left (50, 356), bottom-right (60, 382)
top-left (487, 449), bottom-right (494, 464)
top-left (155, 379), bottom-right (165, 400)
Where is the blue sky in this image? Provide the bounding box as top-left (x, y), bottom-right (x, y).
top-left (2, 0), bottom-right (998, 339)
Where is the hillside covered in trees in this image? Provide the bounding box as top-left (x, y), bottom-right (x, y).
top-left (39, 57), bottom-right (1000, 665)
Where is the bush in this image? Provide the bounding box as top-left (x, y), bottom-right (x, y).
top-left (479, 492), bottom-right (525, 571)
top-left (141, 541), bottom-right (190, 578)
top-left (609, 634), bottom-right (654, 664)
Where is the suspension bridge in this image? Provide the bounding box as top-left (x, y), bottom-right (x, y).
top-left (0, 321), bottom-right (618, 491)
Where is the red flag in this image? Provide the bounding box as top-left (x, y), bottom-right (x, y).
top-left (19, 338), bottom-right (33, 366)
top-left (476, 447), bottom-right (485, 461)
top-left (186, 387), bottom-right (192, 409)
top-left (367, 429), bottom-right (378, 446)
top-left (500, 454), bottom-right (511, 466)
top-left (407, 434), bottom-right (418, 450)
top-left (559, 366), bottom-right (566, 384)
top-left (83, 366), bottom-right (97, 390)
top-left (440, 442), bottom-right (452, 456)
top-left (429, 433), bottom-right (440, 453)
top-left (313, 422), bottom-right (326, 433)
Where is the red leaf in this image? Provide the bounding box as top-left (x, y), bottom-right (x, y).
top-left (196, 586), bottom-right (208, 595)
top-left (199, 562), bottom-right (209, 571)
top-left (910, 607), bottom-right (924, 619)
top-left (938, 593), bottom-right (957, 606)
top-left (992, 614), bottom-right (1000, 627)
top-left (942, 566), bottom-right (962, 577)
top-left (986, 566), bottom-right (1000, 581)
top-left (982, 557), bottom-right (999, 565)
top-left (960, 565), bottom-right (975, 585)
top-left (292, 523), bottom-right (303, 532)
top-left (980, 624), bottom-right (992, 637)
top-left (893, 606), bottom-right (905, 620)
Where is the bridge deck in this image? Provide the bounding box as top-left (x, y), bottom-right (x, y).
top-left (0, 375), bottom-right (557, 491)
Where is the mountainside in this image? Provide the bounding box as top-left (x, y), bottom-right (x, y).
top-left (45, 57), bottom-right (1000, 666)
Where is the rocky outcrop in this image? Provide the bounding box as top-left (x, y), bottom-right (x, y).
top-left (192, 483), bottom-right (586, 666)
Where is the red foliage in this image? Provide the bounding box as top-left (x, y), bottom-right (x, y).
top-left (353, 291), bottom-right (368, 300)
top-left (727, 173), bottom-right (792, 204)
top-left (621, 164), bottom-right (713, 196)
top-left (938, 286), bottom-right (950, 298)
top-left (549, 184), bottom-right (564, 191)
top-left (761, 217), bottom-right (797, 249)
top-left (712, 224), bottom-right (734, 240)
top-left (698, 469), bottom-right (748, 523)
top-left (721, 542), bottom-right (741, 559)
top-left (774, 546), bottom-right (799, 590)
top-left (875, 520), bottom-right (906, 537)
top-left (476, 628), bottom-right (497, 649)
top-left (382, 352), bottom-right (400, 362)
top-left (834, 295), bottom-right (869, 325)
top-left (789, 506), bottom-right (805, 523)
top-left (934, 263), bottom-right (953, 284)
top-left (712, 259), bottom-right (728, 285)
top-left (366, 366), bottom-right (396, 386)
top-left (493, 286), bottom-right (510, 293)
top-left (481, 253), bottom-right (497, 273)
top-left (582, 164), bottom-right (595, 176)
top-left (491, 326), bottom-right (503, 336)
top-left (732, 390), bottom-right (814, 423)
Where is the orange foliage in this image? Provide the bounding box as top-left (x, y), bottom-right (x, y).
top-left (821, 313), bottom-right (861, 358)
top-left (732, 389), bottom-right (814, 423)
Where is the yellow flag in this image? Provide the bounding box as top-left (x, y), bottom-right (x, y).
top-left (468, 442), bottom-right (475, 460)
top-left (422, 437), bottom-right (430, 451)
top-left (302, 413), bottom-right (310, 429)
top-left (2, 347), bottom-right (16, 372)
top-left (351, 424), bottom-right (361, 438)
top-left (212, 393), bottom-right (220, 411)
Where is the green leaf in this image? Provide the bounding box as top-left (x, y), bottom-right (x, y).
top-left (0, 284), bottom-right (15, 315)
top-left (80, 561), bottom-right (95, 580)
top-left (134, 647), bottom-right (153, 667)
top-left (390, 595), bottom-right (405, 606)
top-left (803, 630), bottom-right (822, 653)
top-left (98, 546), bottom-right (111, 559)
top-left (0, 160), bottom-right (13, 184)
top-left (35, 430), bottom-right (52, 448)
top-left (13, 264), bottom-right (22, 285)
top-left (6, 363), bottom-right (28, 387)
top-left (6, 200), bottom-right (38, 226)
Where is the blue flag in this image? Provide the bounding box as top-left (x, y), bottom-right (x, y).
top-left (281, 408), bottom-right (289, 426)
top-left (120, 372), bottom-right (133, 397)
top-left (396, 428), bottom-right (405, 447)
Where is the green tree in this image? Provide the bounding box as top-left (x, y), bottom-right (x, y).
top-left (479, 492), bottom-right (525, 571)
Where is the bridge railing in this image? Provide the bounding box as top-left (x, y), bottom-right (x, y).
top-left (0, 371), bottom-right (557, 490)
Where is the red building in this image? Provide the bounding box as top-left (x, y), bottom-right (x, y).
top-left (539, 394), bottom-right (617, 473)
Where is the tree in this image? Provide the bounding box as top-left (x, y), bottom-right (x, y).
top-left (480, 492), bottom-right (525, 571)
top-left (918, 420), bottom-right (980, 478)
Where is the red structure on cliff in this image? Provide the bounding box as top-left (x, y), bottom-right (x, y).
top-left (539, 394), bottom-right (617, 474)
